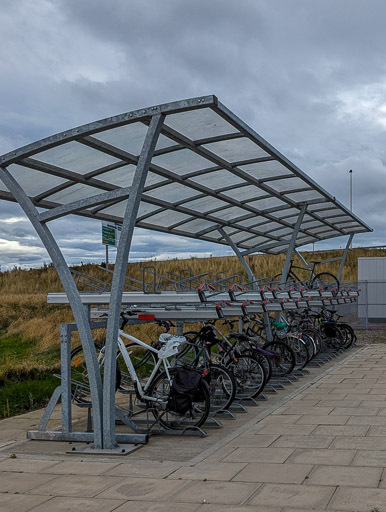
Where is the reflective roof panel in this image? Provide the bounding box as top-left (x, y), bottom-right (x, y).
top-left (0, 95), bottom-right (371, 255)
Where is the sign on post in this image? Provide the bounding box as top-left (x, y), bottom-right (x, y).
top-left (102, 221), bottom-right (122, 247)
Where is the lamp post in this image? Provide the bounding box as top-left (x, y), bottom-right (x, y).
top-left (349, 169), bottom-right (353, 248)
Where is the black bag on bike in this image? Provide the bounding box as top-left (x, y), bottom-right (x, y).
top-left (167, 367), bottom-right (203, 415)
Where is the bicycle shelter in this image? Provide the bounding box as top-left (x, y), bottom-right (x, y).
top-left (0, 95), bottom-right (371, 452)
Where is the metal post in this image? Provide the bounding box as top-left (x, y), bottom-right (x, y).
top-left (217, 227), bottom-right (274, 340)
top-left (349, 170), bottom-right (353, 249)
top-left (60, 323), bottom-right (72, 433)
top-left (337, 234), bottom-right (354, 282)
top-left (365, 280), bottom-right (369, 331)
top-left (294, 249), bottom-right (311, 270)
top-left (0, 165), bottom-right (104, 448)
top-left (218, 227), bottom-right (256, 286)
top-left (105, 245), bottom-right (109, 270)
top-left (280, 205), bottom-right (307, 284)
top-left (102, 114), bottom-right (164, 449)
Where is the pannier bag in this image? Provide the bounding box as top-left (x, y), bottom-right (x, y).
top-left (167, 367), bottom-right (203, 415)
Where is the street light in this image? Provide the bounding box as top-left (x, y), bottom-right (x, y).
top-left (349, 169), bottom-right (353, 248)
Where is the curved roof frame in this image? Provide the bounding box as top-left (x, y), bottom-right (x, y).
top-left (0, 95), bottom-right (371, 256)
top-left (0, 95), bottom-right (372, 452)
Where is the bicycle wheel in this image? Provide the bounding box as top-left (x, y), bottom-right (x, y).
top-left (262, 340), bottom-right (296, 377)
top-left (320, 323), bottom-right (345, 350)
top-left (70, 343), bottom-right (111, 403)
top-left (147, 368), bottom-right (210, 430)
top-left (338, 323), bottom-right (356, 349)
top-left (271, 273), bottom-right (284, 285)
top-left (207, 363), bottom-right (236, 411)
top-left (284, 334), bottom-right (311, 369)
top-left (117, 343), bottom-right (158, 393)
top-left (301, 328), bottom-right (323, 357)
top-left (311, 272), bottom-right (340, 291)
top-left (226, 354), bottom-right (266, 400)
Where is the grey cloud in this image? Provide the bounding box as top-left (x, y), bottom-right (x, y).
top-left (0, 0), bottom-right (385, 269)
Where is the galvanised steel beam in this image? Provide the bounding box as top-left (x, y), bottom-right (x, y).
top-left (78, 137), bottom-right (320, 245)
top-left (0, 165), bottom-right (104, 448)
top-left (280, 204), bottom-right (307, 284)
top-left (0, 96), bottom-right (216, 167)
top-left (337, 234), bottom-right (354, 281)
top-left (38, 187), bottom-right (131, 222)
top-left (213, 100), bottom-right (372, 232)
top-left (294, 249), bottom-right (312, 270)
top-left (218, 227), bottom-right (256, 284)
top-left (153, 123), bottom-right (346, 238)
top-left (102, 114), bottom-right (164, 450)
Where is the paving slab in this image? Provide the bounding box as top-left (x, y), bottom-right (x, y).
top-left (168, 461), bottom-right (247, 481)
top-left (28, 474), bottom-right (125, 497)
top-left (311, 424), bottom-right (369, 436)
top-left (169, 480), bottom-right (258, 505)
top-left (287, 448), bottom-right (356, 465)
top-left (295, 414), bottom-right (349, 425)
top-left (306, 464), bottom-right (382, 487)
top-left (96, 476), bottom-right (190, 501)
top-left (112, 502), bottom-right (201, 512)
top-left (248, 482), bottom-right (336, 509)
top-left (29, 496), bottom-right (126, 512)
top-left (227, 433), bottom-right (280, 447)
top-left (329, 486), bottom-right (386, 511)
top-left (232, 462), bottom-right (313, 484)
top-left (195, 506), bottom-right (282, 512)
top-left (222, 446), bottom-right (294, 463)
top-left (351, 449), bottom-right (386, 467)
top-left (0, 492), bottom-right (52, 512)
top-left (271, 434), bottom-right (334, 449)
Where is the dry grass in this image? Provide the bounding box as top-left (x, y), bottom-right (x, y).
top-left (0, 247), bottom-right (385, 358)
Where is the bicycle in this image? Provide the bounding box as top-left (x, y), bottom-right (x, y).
top-left (184, 321), bottom-right (267, 401)
top-left (272, 260), bottom-right (340, 290)
top-left (238, 314), bottom-right (297, 376)
top-left (70, 312), bottom-right (211, 430)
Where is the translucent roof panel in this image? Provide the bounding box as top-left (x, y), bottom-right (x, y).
top-left (189, 169), bottom-right (245, 189)
top-left (0, 95), bottom-right (371, 255)
top-left (164, 107), bottom-right (238, 140)
top-left (152, 148), bottom-right (210, 175)
top-left (202, 137), bottom-right (270, 163)
top-left (34, 141), bottom-right (121, 174)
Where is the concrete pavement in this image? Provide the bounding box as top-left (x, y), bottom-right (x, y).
top-left (1, 343), bottom-right (386, 511)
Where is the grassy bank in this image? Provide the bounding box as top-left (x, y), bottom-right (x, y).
top-left (1, 247), bottom-right (385, 418)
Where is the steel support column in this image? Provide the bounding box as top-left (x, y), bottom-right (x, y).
top-left (294, 249), bottom-right (311, 270)
top-left (218, 227), bottom-right (274, 340)
top-left (337, 234), bottom-right (354, 282)
top-left (218, 227), bottom-right (256, 285)
top-left (280, 205), bottom-right (307, 284)
top-left (0, 166), bottom-right (104, 448)
top-left (102, 114), bottom-right (164, 449)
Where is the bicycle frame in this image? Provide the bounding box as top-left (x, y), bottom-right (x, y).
top-left (101, 330), bottom-right (178, 403)
top-left (286, 260), bottom-right (318, 284)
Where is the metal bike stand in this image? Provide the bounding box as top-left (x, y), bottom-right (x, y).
top-left (238, 397), bottom-right (259, 407)
top-left (28, 321), bottom-right (148, 448)
top-left (211, 408), bottom-right (236, 419)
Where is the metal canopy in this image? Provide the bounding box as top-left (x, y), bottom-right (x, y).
top-left (0, 95), bottom-right (371, 255)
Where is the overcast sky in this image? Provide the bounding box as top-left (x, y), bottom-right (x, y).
top-left (0, 0), bottom-right (385, 270)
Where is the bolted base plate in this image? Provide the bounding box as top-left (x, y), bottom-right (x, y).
top-left (66, 443), bottom-right (142, 456)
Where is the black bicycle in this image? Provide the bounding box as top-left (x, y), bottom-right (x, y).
top-left (272, 260), bottom-right (340, 290)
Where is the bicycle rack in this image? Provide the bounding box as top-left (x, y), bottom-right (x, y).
top-left (33, 277), bottom-right (361, 452)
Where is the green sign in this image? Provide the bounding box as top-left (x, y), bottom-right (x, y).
top-left (102, 222), bottom-right (121, 246)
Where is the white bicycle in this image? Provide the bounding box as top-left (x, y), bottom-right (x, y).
top-left (70, 313), bottom-right (210, 430)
